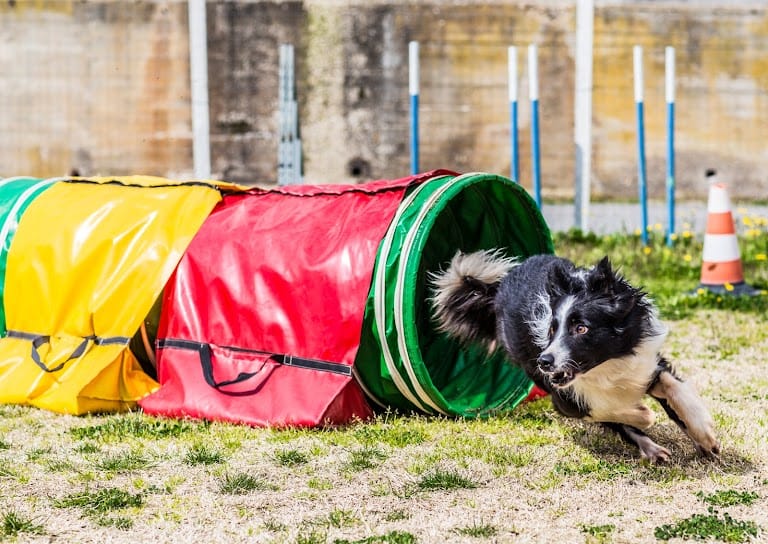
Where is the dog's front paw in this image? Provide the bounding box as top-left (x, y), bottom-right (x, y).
top-left (686, 415), bottom-right (720, 459)
top-left (693, 433), bottom-right (721, 460)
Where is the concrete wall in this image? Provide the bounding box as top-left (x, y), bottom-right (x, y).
top-left (1, 0), bottom-right (766, 199)
top-left (0, 1), bottom-right (192, 177)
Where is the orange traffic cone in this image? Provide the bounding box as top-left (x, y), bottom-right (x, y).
top-left (697, 173), bottom-right (757, 295)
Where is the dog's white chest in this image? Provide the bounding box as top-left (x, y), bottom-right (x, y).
top-left (569, 352), bottom-right (660, 427)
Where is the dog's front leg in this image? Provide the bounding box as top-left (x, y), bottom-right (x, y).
top-left (649, 365), bottom-right (720, 458)
top-left (602, 423), bottom-right (671, 463)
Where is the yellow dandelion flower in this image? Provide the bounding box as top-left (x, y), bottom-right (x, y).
top-left (669, 233), bottom-right (678, 241)
top-left (643, 247), bottom-right (652, 255)
top-left (684, 254), bottom-right (692, 262)
top-left (696, 288), bottom-right (707, 296)
top-left (724, 282), bottom-right (734, 292)
top-left (742, 216), bottom-right (754, 227)
top-left (646, 225), bottom-right (654, 233)
top-left (756, 254), bottom-right (767, 261)
top-left (654, 223), bottom-right (663, 231)
top-left (737, 207), bottom-right (748, 215)
top-left (682, 230), bottom-right (692, 239)
top-left (634, 228), bottom-right (642, 236)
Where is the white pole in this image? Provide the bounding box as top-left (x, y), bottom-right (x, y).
top-left (508, 46), bottom-right (518, 104)
top-left (508, 46), bottom-right (519, 182)
top-left (528, 44), bottom-right (541, 207)
top-left (188, 0), bottom-right (211, 179)
top-left (409, 41), bottom-right (420, 174)
top-left (665, 46), bottom-right (675, 105)
top-left (574, 0), bottom-right (594, 231)
top-left (409, 41), bottom-right (420, 97)
top-left (527, 45), bottom-right (538, 102)
top-left (634, 45), bottom-right (649, 245)
top-left (633, 45), bottom-right (644, 103)
top-left (665, 46), bottom-right (676, 245)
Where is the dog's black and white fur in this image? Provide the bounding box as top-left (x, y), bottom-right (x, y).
top-left (431, 250), bottom-right (720, 462)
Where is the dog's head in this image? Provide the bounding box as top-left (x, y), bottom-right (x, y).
top-left (533, 256), bottom-right (654, 388)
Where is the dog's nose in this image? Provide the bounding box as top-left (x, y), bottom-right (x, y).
top-left (537, 353), bottom-right (555, 371)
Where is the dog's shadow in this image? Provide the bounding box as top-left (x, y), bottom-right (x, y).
top-left (569, 421), bottom-right (754, 479)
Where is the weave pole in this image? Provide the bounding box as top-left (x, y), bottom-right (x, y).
top-left (634, 45), bottom-right (649, 245)
top-left (574, 0), bottom-right (594, 231)
top-left (528, 45), bottom-right (541, 208)
top-left (508, 46), bottom-right (519, 183)
top-left (188, 0), bottom-right (211, 179)
top-left (278, 44), bottom-right (303, 185)
top-left (409, 41), bottom-right (420, 175)
top-left (665, 46), bottom-right (676, 246)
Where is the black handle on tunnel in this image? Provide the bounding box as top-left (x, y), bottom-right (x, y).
top-left (158, 338), bottom-right (353, 396)
top-left (30, 335), bottom-right (93, 373)
top-left (197, 342), bottom-right (272, 390)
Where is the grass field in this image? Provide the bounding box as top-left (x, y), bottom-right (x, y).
top-left (1, 213), bottom-right (767, 544)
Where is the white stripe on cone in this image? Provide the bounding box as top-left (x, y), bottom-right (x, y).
top-left (702, 233), bottom-right (741, 263)
top-left (707, 184), bottom-right (732, 214)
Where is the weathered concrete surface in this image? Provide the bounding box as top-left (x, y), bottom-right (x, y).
top-left (0, 1), bottom-right (192, 178)
top-left (206, 1), bottom-right (306, 185)
top-left (1, 1), bottom-right (766, 200)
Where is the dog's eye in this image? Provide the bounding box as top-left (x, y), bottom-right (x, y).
top-left (575, 324), bottom-right (589, 335)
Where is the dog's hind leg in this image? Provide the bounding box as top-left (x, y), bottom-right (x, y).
top-left (602, 422), bottom-right (671, 462)
top-left (648, 361), bottom-right (720, 459)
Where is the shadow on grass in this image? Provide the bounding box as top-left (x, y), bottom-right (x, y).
top-left (567, 422), bottom-right (755, 482)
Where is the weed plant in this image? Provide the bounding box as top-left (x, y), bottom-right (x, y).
top-left (654, 507), bottom-right (759, 542)
top-left (184, 442), bottom-right (225, 466)
top-left (454, 519), bottom-right (499, 537)
top-left (1, 511), bottom-right (44, 537)
top-left (70, 412), bottom-right (206, 442)
top-left (273, 447), bottom-right (310, 466)
top-left (416, 467), bottom-right (480, 491)
top-left (333, 531), bottom-right (418, 544)
top-left (217, 472), bottom-right (275, 494)
top-left (344, 445), bottom-right (387, 471)
top-left (53, 487), bottom-right (144, 515)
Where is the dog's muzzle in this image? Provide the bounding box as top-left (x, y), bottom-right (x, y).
top-left (548, 369), bottom-right (576, 387)
top-left (537, 353), bottom-right (576, 388)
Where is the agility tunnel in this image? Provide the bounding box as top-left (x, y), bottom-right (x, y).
top-left (0, 171), bottom-right (551, 423)
top-left (0, 176), bottom-right (223, 414)
top-left (139, 170), bottom-right (553, 425)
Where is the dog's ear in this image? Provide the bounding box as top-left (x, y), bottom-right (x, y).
top-left (546, 261), bottom-right (575, 296)
top-left (587, 257), bottom-right (644, 320)
top-left (586, 256), bottom-right (614, 294)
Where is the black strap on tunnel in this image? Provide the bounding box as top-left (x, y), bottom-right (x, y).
top-left (5, 330), bottom-right (130, 373)
top-left (158, 338), bottom-right (352, 392)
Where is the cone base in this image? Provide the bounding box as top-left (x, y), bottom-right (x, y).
top-left (695, 281), bottom-right (762, 297)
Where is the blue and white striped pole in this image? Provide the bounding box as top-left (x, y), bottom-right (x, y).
top-left (409, 41), bottom-right (420, 175)
top-left (508, 46), bottom-right (519, 183)
top-left (528, 44), bottom-right (541, 208)
top-left (665, 46), bottom-right (676, 246)
top-left (634, 45), bottom-right (649, 245)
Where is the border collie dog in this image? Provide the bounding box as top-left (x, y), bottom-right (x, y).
top-left (431, 251), bottom-right (720, 462)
